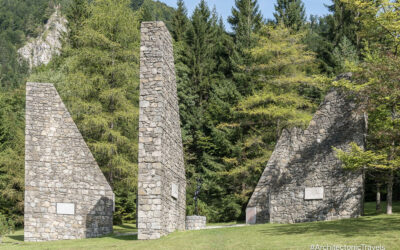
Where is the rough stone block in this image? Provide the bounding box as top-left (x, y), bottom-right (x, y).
top-left (185, 216), bottom-right (206, 230)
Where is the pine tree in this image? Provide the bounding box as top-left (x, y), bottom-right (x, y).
top-left (273, 0), bottom-right (306, 31)
top-left (172, 0), bottom-right (188, 42)
top-left (66, 0), bottom-right (90, 48)
top-left (175, 0), bottom-right (243, 221)
top-left (183, 0), bottom-right (219, 218)
top-left (327, 0), bottom-right (360, 47)
top-left (304, 15), bottom-right (336, 74)
top-left (130, 0), bottom-right (144, 10)
top-left (222, 24), bottom-right (322, 217)
top-left (186, 0), bottom-right (217, 103)
top-left (332, 36), bottom-right (359, 73)
top-left (228, 0), bottom-right (263, 49)
top-left (228, 0), bottom-right (263, 96)
top-left (0, 88), bottom-right (25, 225)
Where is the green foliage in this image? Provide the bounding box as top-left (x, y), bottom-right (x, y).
top-left (31, 0), bottom-right (141, 224)
top-left (130, 0), bottom-right (144, 10)
top-left (210, 23), bottom-right (323, 221)
top-left (228, 0), bottom-right (263, 50)
top-left (341, 0), bottom-right (400, 54)
top-left (304, 15), bottom-right (336, 74)
top-left (228, 0), bottom-right (263, 96)
top-left (137, 0), bottom-right (175, 31)
top-left (327, 0), bottom-right (361, 47)
top-left (66, 0), bottom-right (90, 48)
top-left (0, 213), bottom-right (14, 243)
top-left (172, 0), bottom-right (188, 42)
top-left (332, 36), bottom-right (359, 73)
top-left (335, 142), bottom-right (390, 171)
top-left (0, 88), bottom-right (25, 225)
top-left (305, 1), bottom-right (362, 75)
top-left (273, 0), bottom-right (306, 31)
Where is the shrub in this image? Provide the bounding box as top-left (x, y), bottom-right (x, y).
top-left (0, 214), bottom-right (15, 244)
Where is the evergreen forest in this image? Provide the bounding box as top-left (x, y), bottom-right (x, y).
top-left (0, 0), bottom-right (399, 225)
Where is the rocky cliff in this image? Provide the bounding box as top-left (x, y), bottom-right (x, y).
top-left (18, 7), bottom-right (67, 69)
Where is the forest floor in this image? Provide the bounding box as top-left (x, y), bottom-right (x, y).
top-left (0, 202), bottom-right (399, 250)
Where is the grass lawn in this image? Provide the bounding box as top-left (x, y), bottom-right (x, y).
top-left (0, 202), bottom-right (399, 250)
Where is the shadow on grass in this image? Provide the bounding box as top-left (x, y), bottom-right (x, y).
top-left (259, 214), bottom-right (400, 238)
top-left (258, 202), bottom-right (400, 238)
top-left (8, 234), bottom-right (24, 242)
top-left (114, 224), bottom-right (137, 231)
top-left (108, 234), bottom-right (138, 241)
top-left (364, 201), bottom-right (400, 216)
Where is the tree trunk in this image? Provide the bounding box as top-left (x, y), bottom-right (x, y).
top-left (361, 112), bottom-right (368, 216)
top-left (386, 105), bottom-right (397, 215)
top-left (387, 170), bottom-right (393, 215)
top-left (376, 183), bottom-right (381, 212)
top-left (361, 167), bottom-right (365, 216)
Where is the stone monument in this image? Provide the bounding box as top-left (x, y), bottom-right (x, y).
top-left (138, 21), bottom-right (186, 240)
top-left (25, 82), bottom-right (114, 242)
top-left (185, 216), bottom-right (206, 230)
top-left (246, 89), bottom-right (366, 224)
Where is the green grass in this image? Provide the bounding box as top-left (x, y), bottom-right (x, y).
top-left (1, 202), bottom-right (399, 249)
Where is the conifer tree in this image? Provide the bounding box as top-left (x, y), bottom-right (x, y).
top-left (273, 0), bottom-right (306, 30)
top-left (175, 0), bottom-right (243, 221)
top-left (130, 0), bottom-right (144, 10)
top-left (172, 0), bottom-right (188, 42)
top-left (66, 0), bottom-right (90, 48)
top-left (228, 0), bottom-right (263, 49)
top-left (221, 24), bottom-right (322, 216)
top-left (332, 36), bottom-right (359, 73)
top-left (228, 0), bottom-right (263, 96)
top-left (0, 89), bottom-right (25, 225)
top-left (327, 0), bottom-right (360, 47)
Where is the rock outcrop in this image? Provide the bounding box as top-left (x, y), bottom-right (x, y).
top-left (18, 7), bottom-right (67, 69)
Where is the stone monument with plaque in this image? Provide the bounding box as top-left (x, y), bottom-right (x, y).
top-left (246, 88), bottom-right (366, 224)
top-left (138, 21), bottom-right (186, 240)
top-left (24, 82), bottom-right (114, 242)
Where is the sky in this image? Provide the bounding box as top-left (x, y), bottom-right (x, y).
top-left (158, 0), bottom-right (332, 30)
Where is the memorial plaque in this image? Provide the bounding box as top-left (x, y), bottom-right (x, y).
top-left (171, 183), bottom-right (179, 199)
top-left (56, 203), bottom-right (75, 215)
top-left (246, 207), bottom-right (257, 224)
top-left (304, 187), bottom-right (324, 200)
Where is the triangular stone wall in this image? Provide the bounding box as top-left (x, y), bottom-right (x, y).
top-left (246, 89), bottom-right (365, 224)
top-left (24, 82), bottom-right (114, 242)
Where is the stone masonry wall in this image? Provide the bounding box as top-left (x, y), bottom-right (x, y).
top-left (25, 82), bottom-right (114, 242)
top-left (138, 21), bottom-right (186, 240)
top-left (186, 216), bottom-right (206, 230)
top-left (246, 89), bottom-right (366, 224)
